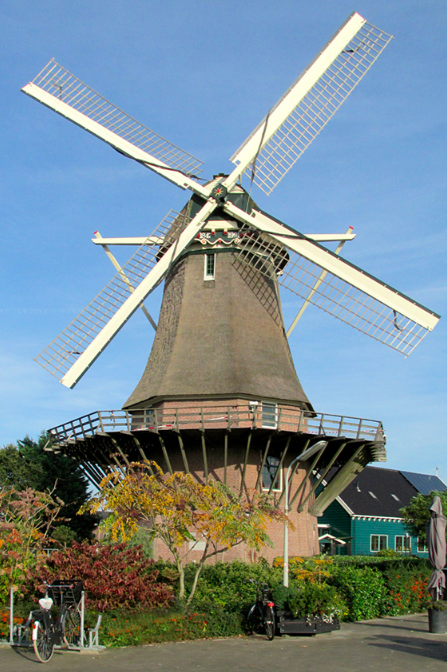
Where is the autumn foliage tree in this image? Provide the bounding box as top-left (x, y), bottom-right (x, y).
top-left (82, 462), bottom-right (286, 605)
top-left (0, 488), bottom-right (62, 601)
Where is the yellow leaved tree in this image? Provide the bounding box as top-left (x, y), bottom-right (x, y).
top-left (82, 462), bottom-right (285, 604)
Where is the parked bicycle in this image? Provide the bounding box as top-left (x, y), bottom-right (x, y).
top-left (29, 580), bottom-right (83, 663)
top-left (247, 580), bottom-right (276, 640)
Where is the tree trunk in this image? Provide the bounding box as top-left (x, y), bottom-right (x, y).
top-left (176, 556), bottom-right (185, 601)
top-left (186, 543), bottom-right (210, 606)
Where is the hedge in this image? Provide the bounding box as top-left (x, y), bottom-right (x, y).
top-left (0, 553), bottom-right (433, 646)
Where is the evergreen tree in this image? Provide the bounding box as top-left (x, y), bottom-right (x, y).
top-left (0, 433), bottom-right (98, 541)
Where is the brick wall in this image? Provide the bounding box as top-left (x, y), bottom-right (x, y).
top-left (152, 436), bottom-right (320, 563)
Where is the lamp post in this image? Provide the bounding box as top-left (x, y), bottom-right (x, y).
top-left (283, 440), bottom-right (328, 587)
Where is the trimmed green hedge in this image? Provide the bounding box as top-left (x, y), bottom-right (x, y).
top-left (2, 555), bottom-right (433, 646)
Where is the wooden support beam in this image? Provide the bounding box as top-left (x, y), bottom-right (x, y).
top-left (255, 434), bottom-right (273, 491)
top-left (109, 435), bottom-right (131, 468)
top-left (158, 434), bottom-right (173, 475)
top-left (95, 442), bottom-right (117, 474)
top-left (177, 433), bottom-right (190, 474)
top-left (88, 446), bottom-right (110, 476)
top-left (309, 443), bottom-right (368, 516)
top-left (227, 407), bottom-right (232, 432)
top-left (96, 432), bottom-right (126, 474)
top-left (278, 439), bottom-right (310, 506)
top-left (288, 440), bottom-right (328, 508)
top-left (86, 457), bottom-right (107, 483)
top-left (201, 433), bottom-right (208, 483)
top-left (130, 434), bottom-right (155, 474)
top-left (240, 431), bottom-right (253, 495)
top-left (224, 432), bottom-right (228, 485)
top-left (268, 436), bottom-right (291, 495)
top-left (298, 441), bottom-right (346, 512)
top-left (290, 443), bottom-right (327, 508)
top-left (79, 459), bottom-right (102, 488)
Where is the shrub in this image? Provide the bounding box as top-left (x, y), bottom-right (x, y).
top-left (272, 581), bottom-right (345, 620)
top-left (183, 560), bottom-right (283, 614)
top-left (29, 542), bottom-right (174, 611)
top-left (381, 565), bottom-right (431, 616)
top-left (376, 548), bottom-right (400, 558)
top-left (328, 566), bottom-right (387, 621)
top-left (99, 606), bottom-right (244, 647)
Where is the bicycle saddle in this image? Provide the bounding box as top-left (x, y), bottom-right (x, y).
top-left (38, 598), bottom-right (53, 610)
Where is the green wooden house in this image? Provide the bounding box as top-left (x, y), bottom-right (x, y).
top-left (318, 467), bottom-right (446, 556)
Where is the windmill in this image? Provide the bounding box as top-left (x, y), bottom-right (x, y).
top-left (23, 12), bottom-right (439, 560)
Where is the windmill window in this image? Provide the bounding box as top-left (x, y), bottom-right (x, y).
top-left (142, 409), bottom-right (153, 424)
top-left (262, 403), bottom-right (278, 429)
top-left (204, 253), bottom-right (215, 280)
top-left (370, 535), bottom-right (387, 552)
top-left (262, 456), bottom-right (282, 492)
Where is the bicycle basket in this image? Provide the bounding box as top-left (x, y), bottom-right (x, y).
top-left (46, 580), bottom-right (83, 606)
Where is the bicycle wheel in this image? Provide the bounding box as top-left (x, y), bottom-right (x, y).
top-left (33, 620), bottom-right (54, 663)
top-left (63, 606), bottom-right (81, 647)
top-left (247, 604), bottom-right (258, 635)
top-left (263, 606), bottom-right (275, 641)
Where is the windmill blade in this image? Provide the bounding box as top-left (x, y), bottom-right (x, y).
top-left (35, 202), bottom-right (217, 388)
top-left (22, 60), bottom-right (208, 195)
top-left (93, 231), bottom-right (157, 331)
top-left (224, 202), bottom-right (440, 356)
top-left (230, 12), bottom-right (392, 195)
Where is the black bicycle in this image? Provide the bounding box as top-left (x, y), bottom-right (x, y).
top-left (30, 580), bottom-right (83, 663)
top-left (247, 581), bottom-right (276, 640)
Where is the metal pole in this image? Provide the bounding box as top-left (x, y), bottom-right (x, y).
top-left (80, 591), bottom-right (85, 648)
top-left (9, 587), bottom-right (14, 644)
top-left (283, 440), bottom-right (328, 586)
top-left (283, 455), bottom-right (300, 587)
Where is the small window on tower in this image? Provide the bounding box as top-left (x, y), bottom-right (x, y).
top-left (204, 253), bottom-right (215, 280)
top-left (262, 402), bottom-right (277, 429)
top-left (262, 456), bottom-right (282, 492)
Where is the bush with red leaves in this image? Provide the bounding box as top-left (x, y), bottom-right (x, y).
top-left (29, 542), bottom-right (173, 611)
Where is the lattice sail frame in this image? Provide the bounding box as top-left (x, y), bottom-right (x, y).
top-left (234, 227), bottom-right (431, 356)
top-left (30, 60), bottom-right (203, 178)
top-left (234, 21), bottom-right (392, 195)
top-left (35, 210), bottom-right (189, 379)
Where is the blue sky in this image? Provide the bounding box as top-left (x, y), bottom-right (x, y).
top-left (1, 1), bottom-right (446, 480)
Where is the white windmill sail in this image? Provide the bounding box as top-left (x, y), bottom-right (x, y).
top-left (25, 12), bottom-right (439, 392)
top-left (225, 203), bottom-right (440, 356)
top-left (230, 12), bottom-right (393, 195)
top-left (22, 60), bottom-right (207, 194)
top-left (35, 209), bottom-right (189, 383)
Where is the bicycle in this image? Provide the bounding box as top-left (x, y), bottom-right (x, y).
top-left (247, 580), bottom-right (276, 640)
top-left (29, 580), bottom-right (83, 663)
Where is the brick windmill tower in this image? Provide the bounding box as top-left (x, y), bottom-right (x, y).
top-left (23, 12), bottom-right (439, 561)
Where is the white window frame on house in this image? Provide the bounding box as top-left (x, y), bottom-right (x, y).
top-left (417, 538), bottom-right (428, 553)
top-left (261, 455), bottom-right (282, 492)
top-left (395, 535), bottom-right (411, 553)
top-left (370, 534), bottom-right (388, 552)
top-left (204, 253), bottom-right (215, 280)
top-left (261, 402), bottom-right (278, 429)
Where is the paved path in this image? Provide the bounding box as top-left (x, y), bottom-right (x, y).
top-left (1, 614), bottom-right (446, 672)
